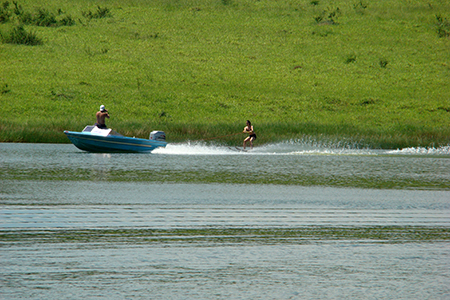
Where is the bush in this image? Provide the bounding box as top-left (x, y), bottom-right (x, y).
top-left (353, 1), bottom-right (367, 14)
top-left (0, 24), bottom-right (43, 45)
top-left (379, 58), bottom-right (388, 68)
top-left (82, 6), bottom-right (111, 20)
top-left (58, 15), bottom-right (75, 26)
top-left (314, 7), bottom-right (341, 25)
top-left (7, 2), bottom-right (75, 27)
top-left (436, 14), bottom-right (450, 38)
top-left (0, 1), bottom-right (11, 23)
top-left (345, 54), bottom-right (356, 64)
top-left (0, 81), bottom-right (10, 94)
top-left (32, 8), bottom-right (57, 26)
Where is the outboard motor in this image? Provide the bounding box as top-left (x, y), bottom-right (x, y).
top-left (150, 131), bottom-right (166, 141)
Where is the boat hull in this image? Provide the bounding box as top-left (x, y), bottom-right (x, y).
top-left (64, 131), bottom-right (167, 153)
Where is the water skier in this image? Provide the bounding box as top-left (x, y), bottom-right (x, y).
top-left (243, 120), bottom-right (256, 149)
top-left (95, 105), bottom-right (110, 129)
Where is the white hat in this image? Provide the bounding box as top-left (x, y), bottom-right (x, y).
top-left (100, 105), bottom-right (106, 112)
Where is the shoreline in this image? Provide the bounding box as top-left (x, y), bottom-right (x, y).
top-left (1, 126), bottom-right (449, 150)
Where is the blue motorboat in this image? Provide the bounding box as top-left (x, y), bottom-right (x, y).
top-left (64, 126), bottom-right (167, 153)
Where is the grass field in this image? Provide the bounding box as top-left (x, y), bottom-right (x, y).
top-left (1, 0), bottom-right (449, 148)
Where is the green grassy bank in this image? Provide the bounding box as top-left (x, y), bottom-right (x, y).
top-left (1, 0), bottom-right (449, 148)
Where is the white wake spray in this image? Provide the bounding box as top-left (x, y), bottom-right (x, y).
top-left (152, 140), bottom-right (450, 156)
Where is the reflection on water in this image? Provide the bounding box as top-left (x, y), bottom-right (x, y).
top-left (1, 181), bottom-right (449, 228)
top-left (0, 142), bottom-right (449, 299)
top-left (2, 240), bottom-right (447, 299)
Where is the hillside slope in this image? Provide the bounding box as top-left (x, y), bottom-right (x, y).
top-left (1, 0), bottom-right (449, 148)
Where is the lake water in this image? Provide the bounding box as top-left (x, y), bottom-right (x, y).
top-left (1, 142), bottom-right (449, 299)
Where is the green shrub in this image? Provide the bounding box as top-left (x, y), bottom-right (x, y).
top-left (0, 1), bottom-right (11, 23)
top-left (7, 2), bottom-right (75, 27)
top-left (379, 58), bottom-right (388, 68)
top-left (82, 6), bottom-right (111, 20)
top-left (314, 7), bottom-right (341, 25)
top-left (0, 81), bottom-right (10, 94)
top-left (12, 1), bottom-right (22, 15)
top-left (32, 8), bottom-right (56, 26)
top-left (353, 1), bottom-right (367, 14)
top-left (0, 24), bottom-right (42, 45)
top-left (58, 14), bottom-right (75, 26)
top-left (436, 14), bottom-right (450, 38)
top-left (345, 54), bottom-right (356, 64)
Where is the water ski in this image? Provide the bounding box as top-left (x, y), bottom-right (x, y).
top-left (228, 146), bottom-right (247, 152)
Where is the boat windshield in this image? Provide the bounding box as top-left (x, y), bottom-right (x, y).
top-left (82, 126), bottom-right (124, 137)
top-left (108, 130), bottom-right (124, 137)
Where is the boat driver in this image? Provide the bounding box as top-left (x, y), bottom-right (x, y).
top-left (95, 105), bottom-right (110, 129)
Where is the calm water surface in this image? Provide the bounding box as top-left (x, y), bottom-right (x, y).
top-left (1, 142), bottom-right (449, 299)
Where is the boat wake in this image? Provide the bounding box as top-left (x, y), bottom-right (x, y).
top-left (387, 146), bottom-right (450, 156)
top-left (152, 140), bottom-right (450, 157)
top-left (152, 143), bottom-right (237, 155)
